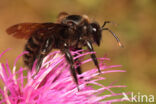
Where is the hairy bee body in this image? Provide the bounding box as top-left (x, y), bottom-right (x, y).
top-left (23, 32), bottom-right (43, 69)
top-left (23, 23), bottom-right (63, 69)
top-left (23, 22), bottom-right (81, 69)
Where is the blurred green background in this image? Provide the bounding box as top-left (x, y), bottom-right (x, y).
top-left (0, 0), bottom-right (156, 103)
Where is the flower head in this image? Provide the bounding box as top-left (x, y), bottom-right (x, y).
top-left (0, 49), bottom-right (127, 104)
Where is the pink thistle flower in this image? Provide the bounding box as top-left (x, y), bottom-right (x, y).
top-left (0, 49), bottom-right (127, 104)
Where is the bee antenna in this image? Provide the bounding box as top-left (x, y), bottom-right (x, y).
top-left (101, 21), bottom-right (118, 28)
top-left (101, 28), bottom-right (124, 48)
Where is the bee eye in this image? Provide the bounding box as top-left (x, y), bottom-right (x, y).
top-left (92, 28), bottom-right (97, 32)
top-left (90, 22), bottom-right (100, 33)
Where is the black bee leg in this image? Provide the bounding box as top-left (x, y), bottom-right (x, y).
top-left (86, 40), bottom-right (101, 73)
top-left (73, 48), bottom-right (82, 75)
top-left (75, 57), bottom-right (82, 74)
top-left (35, 38), bottom-right (53, 74)
top-left (62, 44), bottom-right (79, 90)
top-left (35, 54), bottom-right (44, 73)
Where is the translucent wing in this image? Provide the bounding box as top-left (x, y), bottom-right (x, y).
top-left (6, 23), bottom-right (44, 39)
top-left (57, 12), bottom-right (69, 23)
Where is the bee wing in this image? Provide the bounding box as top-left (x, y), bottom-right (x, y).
top-left (57, 12), bottom-right (69, 23)
top-left (6, 23), bottom-right (44, 39)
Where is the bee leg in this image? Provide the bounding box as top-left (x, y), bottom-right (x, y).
top-left (35, 54), bottom-right (44, 73)
top-left (86, 40), bottom-right (101, 73)
top-left (35, 38), bottom-right (53, 74)
top-left (75, 56), bottom-right (82, 74)
top-left (75, 55), bottom-right (83, 79)
top-left (62, 44), bottom-right (79, 90)
top-left (73, 48), bottom-right (82, 75)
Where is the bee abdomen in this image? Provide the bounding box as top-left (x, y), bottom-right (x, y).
top-left (23, 36), bottom-right (42, 69)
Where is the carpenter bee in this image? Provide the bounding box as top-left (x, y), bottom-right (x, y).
top-left (6, 12), bottom-right (123, 89)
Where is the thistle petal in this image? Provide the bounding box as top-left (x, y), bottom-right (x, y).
top-left (0, 49), bottom-right (127, 104)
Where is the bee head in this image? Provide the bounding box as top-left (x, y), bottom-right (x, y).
top-left (90, 22), bottom-right (102, 46)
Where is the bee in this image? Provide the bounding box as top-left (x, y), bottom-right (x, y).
top-left (6, 12), bottom-right (123, 89)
